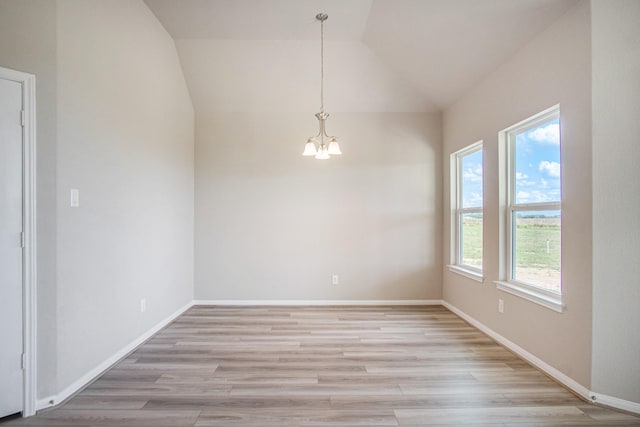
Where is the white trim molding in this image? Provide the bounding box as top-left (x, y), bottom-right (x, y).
top-left (441, 300), bottom-right (590, 399)
top-left (0, 66), bottom-right (38, 417)
top-left (36, 301), bottom-right (193, 411)
top-left (447, 265), bottom-right (484, 283)
top-left (442, 300), bottom-right (640, 415)
top-left (498, 105), bottom-right (563, 308)
top-left (589, 392), bottom-right (640, 415)
top-left (193, 299), bottom-right (443, 306)
top-left (449, 140), bottom-right (484, 275)
top-left (495, 280), bottom-right (564, 313)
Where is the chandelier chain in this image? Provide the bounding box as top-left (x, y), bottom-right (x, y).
top-left (320, 17), bottom-right (324, 113)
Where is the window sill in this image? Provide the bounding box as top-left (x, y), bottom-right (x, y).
top-left (494, 281), bottom-right (565, 313)
top-left (448, 265), bottom-right (484, 283)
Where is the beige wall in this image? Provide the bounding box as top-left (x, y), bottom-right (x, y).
top-left (442, 1), bottom-right (592, 388)
top-left (591, 0), bottom-right (640, 405)
top-left (1, 0), bottom-right (195, 399)
top-left (195, 112), bottom-right (442, 301)
top-left (55, 0), bottom-right (194, 392)
top-left (0, 0), bottom-right (59, 398)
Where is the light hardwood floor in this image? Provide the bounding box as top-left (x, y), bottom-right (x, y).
top-left (4, 305), bottom-right (640, 426)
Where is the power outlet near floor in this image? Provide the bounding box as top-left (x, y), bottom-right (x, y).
top-left (140, 298), bottom-right (146, 313)
top-left (332, 274), bottom-right (339, 285)
top-left (498, 299), bottom-right (504, 314)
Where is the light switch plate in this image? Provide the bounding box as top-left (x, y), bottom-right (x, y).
top-left (70, 189), bottom-right (79, 207)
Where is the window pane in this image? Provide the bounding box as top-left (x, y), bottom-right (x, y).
top-left (512, 210), bottom-right (561, 293)
top-left (514, 119), bottom-right (560, 204)
top-left (461, 213), bottom-right (482, 269)
top-left (461, 149), bottom-right (483, 208)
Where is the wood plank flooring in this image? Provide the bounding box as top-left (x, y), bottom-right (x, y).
top-left (4, 305), bottom-right (640, 426)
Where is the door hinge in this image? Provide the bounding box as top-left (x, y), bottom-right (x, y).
top-left (21, 231), bottom-right (25, 248)
top-left (20, 110), bottom-right (25, 127)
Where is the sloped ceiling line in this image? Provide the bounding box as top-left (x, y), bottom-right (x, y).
top-left (144, 0), bottom-right (578, 113)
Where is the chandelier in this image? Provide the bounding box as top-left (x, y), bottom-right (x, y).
top-left (302, 13), bottom-right (342, 160)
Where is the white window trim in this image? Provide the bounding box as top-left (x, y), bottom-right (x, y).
top-left (494, 280), bottom-right (565, 313)
top-left (448, 264), bottom-right (484, 282)
top-left (449, 141), bottom-right (483, 282)
top-left (497, 105), bottom-right (563, 312)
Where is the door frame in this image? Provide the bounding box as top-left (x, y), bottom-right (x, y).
top-left (0, 66), bottom-right (37, 417)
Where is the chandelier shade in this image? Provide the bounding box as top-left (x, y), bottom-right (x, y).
top-left (328, 137), bottom-right (342, 155)
top-left (303, 138), bottom-right (318, 156)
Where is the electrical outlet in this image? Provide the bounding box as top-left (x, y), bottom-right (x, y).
top-left (140, 298), bottom-right (146, 313)
top-left (498, 299), bottom-right (504, 313)
top-left (332, 274), bottom-right (339, 285)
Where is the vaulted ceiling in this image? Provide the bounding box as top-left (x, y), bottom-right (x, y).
top-left (144, 0), bottom-right (578, 112)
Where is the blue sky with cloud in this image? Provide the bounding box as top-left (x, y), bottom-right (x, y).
top-left (461, 149), bottom-right (483, 208)
top-left (514, 119), bottom-right (561, 204)
top-left (461, 118), bottom-right (560, 209)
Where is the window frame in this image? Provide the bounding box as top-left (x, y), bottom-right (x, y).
top-left (448, 141), bottom-right (484, 282)
top-left (496, 106), bottom-right (564, 312)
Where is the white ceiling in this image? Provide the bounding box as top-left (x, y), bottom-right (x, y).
top-left (144, 0), bottom-right (578, 112)
top-left (143, 0), bottom-right (373, 40)
top-left (363, 0), bottom-right (579, 109)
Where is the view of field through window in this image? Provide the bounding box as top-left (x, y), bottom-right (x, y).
top-left (461, 214), bottom-right (482, 268)
top-left (461, 213), bottom-right (561, 293)
top-left (461, 148), bottom-right (483, 269)
top-left (513, 211), bottom-right (561, 292)
top-left (510, 117), bottom-right (561, 293)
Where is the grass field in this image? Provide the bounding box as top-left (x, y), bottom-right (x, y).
top-left (462, 215), bottom-right (560, 293)
top-left (461, 215), bottom-right (482, 268)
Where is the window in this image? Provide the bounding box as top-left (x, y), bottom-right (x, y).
top-left (449, 141), bottom-right (483, 281)
top-left (497, 106), bottom-right (563, 311)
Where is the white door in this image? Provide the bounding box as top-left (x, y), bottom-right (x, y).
top-left (0, 77), bottom-right (24, 418)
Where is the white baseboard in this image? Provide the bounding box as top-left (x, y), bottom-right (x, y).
top-left (193, 299), bottom-right (443, 306)
top-left (441, 300), bottom-right (640, 415)
top-left (35, 301), bottom-right (193, 412)
top-left (589, 392), bottom-right (640, 415)
top-left (441, 301), bottom-right (591, 399)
